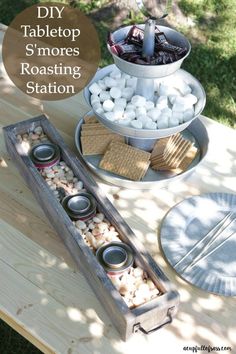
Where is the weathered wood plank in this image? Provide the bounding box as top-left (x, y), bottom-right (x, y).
top-left (3, 115), bottom-right (179, 340)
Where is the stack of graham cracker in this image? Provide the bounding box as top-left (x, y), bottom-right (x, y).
top-left (150, 133), bottom-right (198, 173)
top-left (81, 116), bottom-right (198, 181)
top-left (81, 115), bottom-right (124, 155)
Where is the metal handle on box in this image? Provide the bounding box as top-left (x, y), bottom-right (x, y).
top-left (133, 306), bottom-right (174, 335)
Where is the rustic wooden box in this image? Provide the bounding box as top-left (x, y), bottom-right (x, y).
top-left (3, 115), bottom-right (179, 341)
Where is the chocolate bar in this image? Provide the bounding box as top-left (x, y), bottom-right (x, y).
top-left (108, 25), bottom-right (188, 65)
top-left (107, 32), bottom-right (115, 46)
top-left (112, 43), bottom-right (141, 56)
top-left (126, 26), bottom-right (144, 47)
top-left (155, 32), bottom-right (187, 57)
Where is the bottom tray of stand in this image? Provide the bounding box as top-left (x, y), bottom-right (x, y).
top-left (3, 115), bottom-right (179, 341)
top-left (75, 114), bottom-right (209, 189)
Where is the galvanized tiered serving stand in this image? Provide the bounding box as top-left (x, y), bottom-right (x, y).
top-left (76, 5), bottom-right (208, 189)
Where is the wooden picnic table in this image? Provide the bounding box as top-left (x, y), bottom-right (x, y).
top-left (0, 23), bottom-right (236, 354)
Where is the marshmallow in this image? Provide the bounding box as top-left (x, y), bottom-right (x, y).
top-left (145, 100), bottom-right (155, 110)
top-left (126, 77), bottom-right (137, 88)
top-left (126, 103), bottom-right (136, 111)
top-left (172, 111), bottom-right (184, 124)
top-left (144, 121), bottom-right (157, 129)
top-left (91, 93), bottom-right (99, 101)
top-left (148, 108), bottom-right (161, 122)
top-left (104, 76), bottom-right (117, 88)
top-left (157, 116), bottom-right (169, 129)
top-left (113, 105), bottom-right (124, 119)
top-left (122, 87), bottom-right (134, 100)
top-left (156, 95), bottom-right (168, 107)
top-left (156, 103), bottom-right (167, 111)
top-left (136, 107), bottom-right (146, 117)
top-left (123, 110), bottom-right (136, 120)
top-left (92, 102), bottom-right (102, 111)
top-left (184, 93), bottom-right (198, 106)
top-left (104, 112), bottom-right (116, 121)
top-left (114, 98), bottom-right (127, 108)
top-left (183, 108), bottom-right (195, 122)
top-left (110, 69), bottom-right (121, 79)
top-left (121, 73), bottom-right (131, 80)
top-left (119, 118), bottom-right (132, 126)
top-left (175, 81), bottom-right (191, 95)
top-left (172, 102), bottom-right (186, 112)
top-left (116, 78), bottom-right (126, 89)
top-left (89, 82), bottom-right (102, 95)
top-left (98, 79), bottom-right (107, 90)
top-left (95, 107), bottom-right (104, 115)
top-left (161, 107), bottom-right (172, 117)
top-left (138, 115), bottom-right (151, 124)
top-left (110, 87), bottom-right (122, 99)
top-left (159, 84), bottom-right (171, 96)
top-left (91, 95), bottom-right (100, 105)
top-left (131, 120), bottom-right (143, 129)
top-left (174, 96), bottom-right (186, 105)
top-left (168, 117), bottom-right (179, 127)
top-left (131, 95), bottom-right (146, 107)
top-left (99, 91), bottom-right (110, 102)
top-left (168, 95), bottom-right (179, 105)
top-left (103, 99), bottom-right (114, 111)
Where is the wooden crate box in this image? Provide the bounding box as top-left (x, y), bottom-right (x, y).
top-left (3, 115), bottom-right (179, 341)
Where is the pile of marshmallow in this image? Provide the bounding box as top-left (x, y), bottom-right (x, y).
top-left (89, 68), bottom-right (198, 130)
top-left (20, 130), bottom-right (160, 308)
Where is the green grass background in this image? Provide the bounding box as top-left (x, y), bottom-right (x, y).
top-left (0, 0), bottom-right (235, 352)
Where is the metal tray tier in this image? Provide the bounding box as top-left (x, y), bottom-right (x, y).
top-left (107, 25), bottom-right (191, 79)
top-left (83, 64), bottom-right (206, 139)
top-left (75, 115), bottom-right (209, 189)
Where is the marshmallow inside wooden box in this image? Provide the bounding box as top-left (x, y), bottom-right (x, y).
top-left (3, 115), bottom-right (179, 340)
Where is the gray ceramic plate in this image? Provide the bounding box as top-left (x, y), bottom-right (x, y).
top-left (160, 193), bottom-right (236, 296)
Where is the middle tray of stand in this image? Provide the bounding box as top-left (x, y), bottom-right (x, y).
top-left (75, 113), bottom-right (209, 189)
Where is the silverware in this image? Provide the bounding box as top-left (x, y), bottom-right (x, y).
top-left (185, 230), bottom-right (236, 271)
top-left (174, 212), bottom-right (236, 273)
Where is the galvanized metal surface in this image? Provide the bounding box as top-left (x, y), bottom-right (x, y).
top-left (83, 64), bottom-right (206, 139)
top-left (75, 115), bottom-right (209, 189)
top-left (107, 25), bottom-right (190, 78)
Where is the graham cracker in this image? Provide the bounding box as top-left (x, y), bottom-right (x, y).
top-left (81, 128), bottom-right (112, 136)
top-left (151, 133), bottom-right (183, 161)
top-left (81, 134), bottom-right (124, 155)
top-left (83, 115), bottom-right (98, 124)
top-left (151, 131), bottom-right (196, 171)
top-left (82, 123), bottom-right (106, 130)
top-left (156, 140), bottom-right (192, 170)
top-left (170, 146), bottom-right (199, 174)
top-left (99, 142), bottom-right (150, 181)
top-left (151, 136), bottom-right (170, 159)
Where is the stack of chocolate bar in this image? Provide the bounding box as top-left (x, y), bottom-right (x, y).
top-left (108, 26), bottom-right (188, 65)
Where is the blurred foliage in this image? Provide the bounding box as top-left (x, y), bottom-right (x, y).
top-left (0, 0), bottom-right (38, 25)
top-left (179, 0), bottom-right (236, 126)
top-left (0, 318), bottom-right (42, 354)
top-left (123, 9), bottom-right (145, 25)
